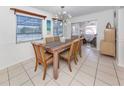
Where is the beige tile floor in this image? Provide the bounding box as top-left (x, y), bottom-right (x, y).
top-left (0, 46), bottom-right (124, 86)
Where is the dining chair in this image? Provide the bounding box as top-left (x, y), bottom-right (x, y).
top-left (59, 39), bottom-right (79, 72)
top-left (32, 43), bottom-right (53, 80)
top-left (45, 36), bottom-right (54, 43)
top-left (73, 39), bottom-right (81, 63)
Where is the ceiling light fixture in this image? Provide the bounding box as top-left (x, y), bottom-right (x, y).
top-left (55, 6), bottom-right (72, 25)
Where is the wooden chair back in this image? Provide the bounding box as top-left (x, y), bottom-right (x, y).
top-left (54, 36), bottom-right (60, 41)
top-left (45, 36), bottom-right (54, 43)
top-left (73, 39), bottom-right (80, 53)
top-left (68, 42), bottom-right (75, 58)
top-left (68, 39), bottom-right (79, 58)
top-left (32, 43), bottom-right (46, 65)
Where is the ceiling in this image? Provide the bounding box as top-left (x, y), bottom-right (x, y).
top-left (33, 6), bottom-right (116, 17)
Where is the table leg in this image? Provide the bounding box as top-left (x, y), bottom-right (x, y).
top-left (79, 40), bottom-right (82, 57)
top-left (53, 51), bottom-right (59, 80)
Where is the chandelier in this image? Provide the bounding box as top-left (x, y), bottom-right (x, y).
top-left (55, 6), bottom-right (72, 24)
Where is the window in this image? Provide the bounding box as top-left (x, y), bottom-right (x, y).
top-left (16, 15), bottom-right (42, 43)
top-left (53, 20), bottom-right (63, 36)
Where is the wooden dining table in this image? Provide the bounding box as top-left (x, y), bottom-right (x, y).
top-left (43, 37), bottom-right (83, 80)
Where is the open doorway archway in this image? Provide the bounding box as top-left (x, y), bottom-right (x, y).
top-left (71, 20), bottom-right (97, 48)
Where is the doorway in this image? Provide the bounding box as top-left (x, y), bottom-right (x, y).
top-left (71, 20), bottom-right (97, 48)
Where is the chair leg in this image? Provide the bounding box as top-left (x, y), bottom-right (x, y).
top-left (74, 56), bottom-right (77, 65)
top-left (75, 55), bottom-right (78, 62)
top-left (79, 45), bottom-right (82, 58)
top-left (79, 48), bottom-right (82, 58)
top-left (79, 53), bottom-right (82, 57)
top-left (58, 61), bottom-right (59, 69)
top-left (34, 61), bottom-right (38, 72)
top-left (68, 60), bottom-right (72, 72)
top-left (74, 52), bottom-right (78, 62)
top-left (42, 65), bottom-right (47, 80)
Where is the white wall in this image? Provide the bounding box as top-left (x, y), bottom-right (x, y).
top-left (0, 6), bottom-right (54, 70)
top-left (63, 22), bottom-right (71, 39)
top-left (117, 8), bottom-right (124, 67)
top-left (70, 9), bottom-right (114, 50)
top-left (71, 23), bottom-right (80, 36)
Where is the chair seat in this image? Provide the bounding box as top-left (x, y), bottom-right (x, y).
top-left (38, 52), bottom-right (53, 65)
top-left (45, 53), bottom-right (53, 65)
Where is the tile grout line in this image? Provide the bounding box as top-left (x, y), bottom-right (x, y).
top-left (97, 68), bottom-right (117, 77)
top-left (7, 67), bottom-right (27, 80)
top-left (78, 62), bottom-right (116, 86)
top-left (93, 56), bottom-right (118, 86)
top-left (93, 55), bottom-right (112, 86)
top-left (96, 78), bottom-right (112, 86)
top-left (113, 60), bottom-right (120, 86)
top-left (62, 69), bottom-right (85, 86)
top-left (74, 79), bottom-right (86, 86)
top-left (20, 80), bottom-right (31, 86)
top-left (44, 66), bottom-right (61, 86)
top-left (79, 59), bottom-right (99, 77)
top-left (68, 52), bottom-right (90, 86)
top-left (93, 53), bottom-right (100, 86)
top-left (21, 63), bottom-right (35, 86)
top-left (24, 59), bottom-right (58, 86)
top-left (45, 79), bottom-right (52, 86)
top-left (44, 74), bottom-right (57, 86)
top-left (79, 67), bottom-right (97, 78)
top-left (45, 79), bottom-right (59, 86)
top-left (7, 68), bottom-right (10, 86)
top-left (96, 60), bottom-right (118, 77)
top-left (49, 79), bottom-right (60, 86)
top-left (44, 79), bottom-right (53, 86)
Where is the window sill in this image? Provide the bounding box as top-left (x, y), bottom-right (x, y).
top-left (16, 38), bottom-right (43, 44)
